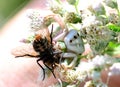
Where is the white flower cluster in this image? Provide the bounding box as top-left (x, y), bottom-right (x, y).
top-left (81, 17), bottom-right (115, 54)
top-left (107, 12), bottom-right (120, 27)
top-left (27, 9), bottom-right (44, 31)
top-left (77, 55), bottom-right (116, 80)
top-left (84, 80), bottom-right (108, 87)
top-left (58, 55), bottom-right (120, 86)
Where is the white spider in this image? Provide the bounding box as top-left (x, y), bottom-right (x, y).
top-left (53, 28), bottom-right (85, 68)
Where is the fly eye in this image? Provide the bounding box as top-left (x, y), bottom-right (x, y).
top-left (70, 40), bottom-right (72, 43)
top-left (74, 35), bottom-right (77, 39)
top-left (77, 33), bottom-right (79, 36)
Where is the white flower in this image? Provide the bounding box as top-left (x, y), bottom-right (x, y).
top-left (89, 1), bottom-right (105, 15)
top-left (92, 55), bottom-right (106, 67)
top-left (26, 9), bottom-right (44, 31)
top-left (77, 62), bottom-right (94, 73)
top-left (92, 55), bottom-right (116, 68)
top-left (46, 0), bottom-right (64, 15)
top-left (107, 12), bottom-right (119, 24)
top-left (65, 69), bottom-right (78, 82)
top-left (77, 61), bottom-right (96, 80)
top-left (108, 63), bottom-right (120, 76)
top-left (84, 80), bottom-right (95, 87)
top-left (66, 84), bottom-right (76, 87)
top-left (63, 2), bottom-right (76, 12)
top-left (82, 15), bottom-right (96, 27)
top-left (81, 25), bottom-right (115, 54)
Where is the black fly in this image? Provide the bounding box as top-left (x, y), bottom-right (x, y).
top-left (15, 25), bottom-right (62, 80)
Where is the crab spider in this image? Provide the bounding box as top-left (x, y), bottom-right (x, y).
top-left (54, 29), bottom-right (85, 68)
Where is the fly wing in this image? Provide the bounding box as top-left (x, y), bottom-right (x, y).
top-left (11, 44), bottom-right (39, 57)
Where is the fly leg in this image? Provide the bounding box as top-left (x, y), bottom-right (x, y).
top-left (44, 63), bottom-right (56, 79)
top-left (15, 54), bottom-right (39, 58)
top-left (37, 58), bottom-right (45, 80)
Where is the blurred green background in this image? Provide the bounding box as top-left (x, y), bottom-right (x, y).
top-left (0, 0), bottom-right (31, 28)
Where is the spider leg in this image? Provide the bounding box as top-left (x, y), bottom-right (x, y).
top-left (62, 53), bottom-right (77, 68)
top-left (53, 51), bottom-right (63, 64)
top-left (59, 53), bottom-right (64, 68)
top-left (44, 63), bottom-right (56, 79)
top-left (37, 58), bottom-right (45, 80)
top-left (53, 51), bottom-right (62, 54)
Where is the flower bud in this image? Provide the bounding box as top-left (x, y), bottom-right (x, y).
top-left (67, 0), bottom-right (76, 5)
top-left (64, 12), bottom-right (82, 23)
top-left (43, 15), bottom-right (54, 27)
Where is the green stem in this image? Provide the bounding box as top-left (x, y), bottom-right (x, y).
top-left (74, 5), bottom-right (79, 14)
top-left (68, 23), bottom-right (79, 30)
top-left (117, 8), bottom-right (120, 17)
top-left (74, 0), bottom-right (80, 14)
top-left (55, 0), bottom-right (62, 5)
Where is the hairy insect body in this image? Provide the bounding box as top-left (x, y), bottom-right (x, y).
top-left (33, 35), bottom-right (60, 66)
top-left (33, 35), bottom-right (50, 52)
top-left (34, 35), bottom-right (62, 80)
top-left (12, 25), bottom-right (62, 80)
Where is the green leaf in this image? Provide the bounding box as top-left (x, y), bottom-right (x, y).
top-left (105, 41), bottom-right (120, 56)
top-left (105, 0), bottom-right (118, 9)
top-left (107, 23), bottom-right (120, 32)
